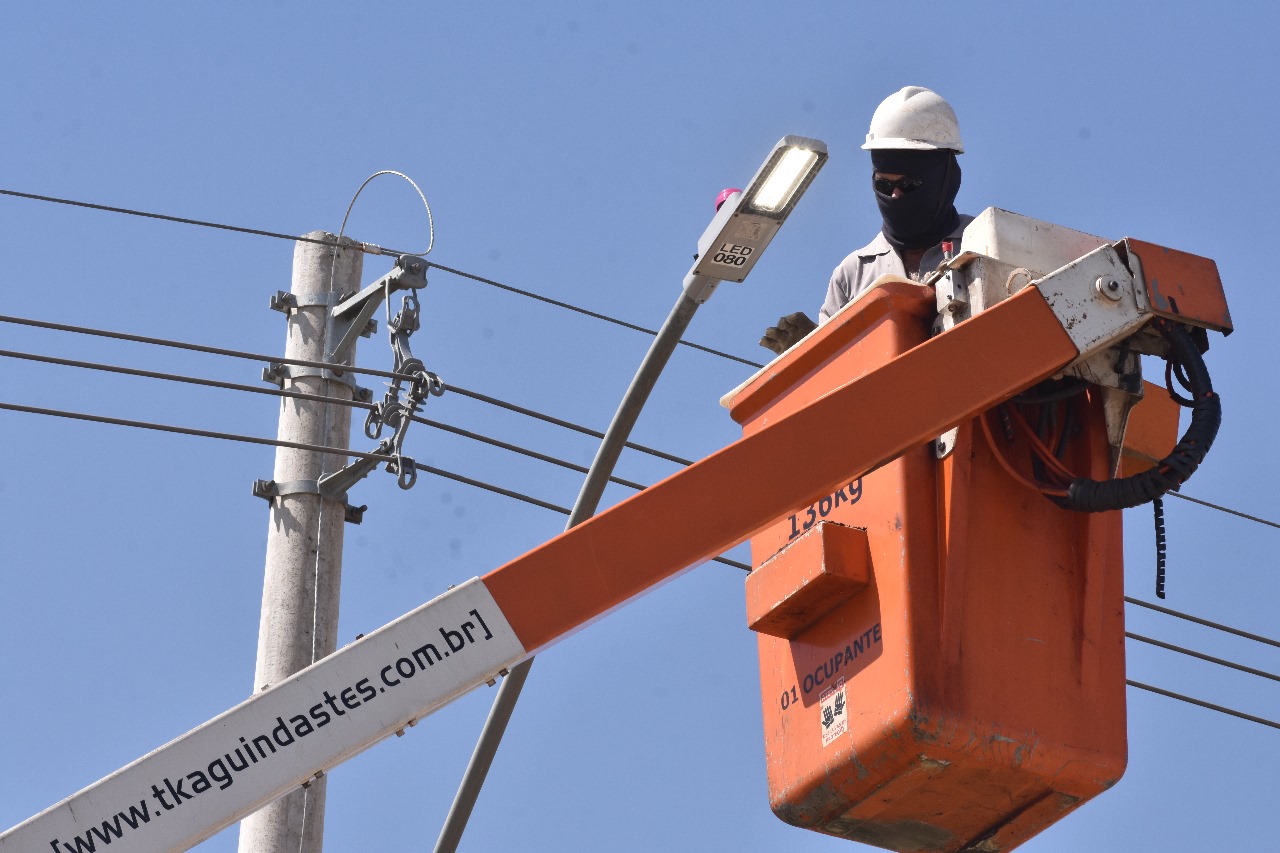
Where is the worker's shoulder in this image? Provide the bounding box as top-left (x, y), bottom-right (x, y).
top-left (852, 230), bottom-right (893, 261)
top-left (832, 231), bottom-right (892, 277)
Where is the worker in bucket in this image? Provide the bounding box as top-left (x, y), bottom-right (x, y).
top-left (760, 86), bottom-right (971, 355)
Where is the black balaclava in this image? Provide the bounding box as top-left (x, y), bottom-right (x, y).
top-left (870, 148), bottom-right (961, 251)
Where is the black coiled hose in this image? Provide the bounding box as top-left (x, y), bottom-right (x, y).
top-left (1056, 321), bottom-right (1221, 512)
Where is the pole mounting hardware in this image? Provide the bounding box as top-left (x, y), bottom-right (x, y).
top-left (326, 255), bottom-right (428, 364)
top-left (251, 478), bottom-right (367, 524)
top-left (260, 362), bottom-right (372, 403)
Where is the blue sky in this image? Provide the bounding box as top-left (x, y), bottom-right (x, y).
top-left (2, 2), bottom-right (1277, 851)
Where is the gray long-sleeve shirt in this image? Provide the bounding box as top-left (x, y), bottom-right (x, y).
top-left (818, 214), bottom-right (974, 323)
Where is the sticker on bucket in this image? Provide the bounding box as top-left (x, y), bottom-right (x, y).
top-left (819, 677), bottom-right (847, 747)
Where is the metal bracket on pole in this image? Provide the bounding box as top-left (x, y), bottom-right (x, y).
top-left (326, 255), bottom-right (428, 364)
top-left (261, 362), bottom-right (373, 403)
top-left (270, 290), bottom-right (370, 315)
top-left (251, 478), bottom-right (367, 524)
top-left (319, 432), bottom-right (419, 494)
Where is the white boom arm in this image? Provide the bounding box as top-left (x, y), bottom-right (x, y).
top-left (3, 580), bottom-right (525, 853)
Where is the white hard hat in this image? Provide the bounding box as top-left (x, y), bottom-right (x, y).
top-left (863, 86), bottom-right (964, 153)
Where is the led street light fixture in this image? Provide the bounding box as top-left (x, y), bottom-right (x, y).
top-left (691, 135), bottom-right (827, 284)
top-left (744, 145), bottom-right (824, 216)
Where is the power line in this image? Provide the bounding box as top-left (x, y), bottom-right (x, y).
top-left (1126, 680), bottom-right (1279, 731)
top-left (1126, 632), bottom-right (1280, 682)
top-left (0, 347), bottom-right (652, 492)
top-left (8, 343), bottom-right (1273, 584)
top-left (3, 391), bottom-right (745, 570)
top-left (17, 364), bottom-right (1280, 617)
top-left (0, 312), bottom-right (404, 381)
top-left (14, 390), bottom-right (1276, 688)
top-left (0, 313), bottom-right (694, 468)
top-left (1166, 490), bottom-right (1280, 530)
top-left (0, 353), bottom-right (742, 567)
top-left (42, 312), bottom-right (1256, 524)
top-left (444, 384), bottom-right (693, 467)
top-left (31, 306), bottom-right (1280, 522)
top-left (1125, 597), bottom-right (1280, 649)
top-left (0, 400), bottom-right (391, 461)
top-left (0, 394), bottom-right (663, 530)
top-left (414, 415), bottom-right (647, 492)
top-left (0, 372), bottom-right (746, 575)
top-left (0, 346), bottom-right (376, 407)
top-left (0, 187), bottom-right (764, 370)
top-left (414, 461), bottom-right (574, 517)
top-left (427, 261), bottom-right (764, 369)
top-left (0, 187), bottom-right (358, 251)
top-left (18, 192), bottom-right (1272, 734)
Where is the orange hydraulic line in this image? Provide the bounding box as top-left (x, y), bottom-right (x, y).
top-left (483, 286), bottom-right (1080, 654)
top-left (979, 408), bottom-right (1068, 498)
top-left (1008, 402), bottom-right (1077, 483)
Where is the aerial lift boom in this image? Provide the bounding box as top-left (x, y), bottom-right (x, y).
top-left (2, 210), bottom-right (1229, 853)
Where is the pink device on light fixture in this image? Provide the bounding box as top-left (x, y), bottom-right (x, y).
top-left (716, 187), bottom-right (742, 212)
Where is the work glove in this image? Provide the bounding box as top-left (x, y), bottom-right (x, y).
top-left (759, 311), bottom-right (817, 355)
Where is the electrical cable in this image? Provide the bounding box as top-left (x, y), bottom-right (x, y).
top-left (413, 460), bottom-right (573, 516)
top-left (1165, 491), bottom-right (1280, 530)
top-left (0, 187), bottom-right (354, 251)
top-left (0, 359), bottom-right (742, 574)
top-left (1125, 632), bottom-right (1279, 682)
top-left (0, 346), bottom-right (374, 409)
top-left (0, 400), bottom-right (392, 461)
top-left (1126, 680), bottom-right (1279, 731)
top-left (22, 343), bottom-right (1269, 571)
top-left (444, 383), bottom-right (694, 467)
top-left (339, 171), bottom-right (434, 257)
top-left (0, 188), bottom-right (763, 369)
top-left (2, 395), bottom-right (722, 561)
top-left (4, 332), bottom-right (1267, 577)
top-left (0, 313), bottom-right (695, 468)
top-left (0, 346), bottom-right (653, 491)
top-left (0, 312), bottom-right (406, 381)
top-left (0, 350), bottom-right (737, 564)
top-left (409, 414), bottom-right (648, 492)
top-left (1125, 596), bottom-right (1280, 649)
top-left (25, 325), bottom-right (1266, 538)
top-left (13, 192), bottom-right (1263, 567)
top-left (1165, 358), bottom-right (1196, 407)
top-left (1060, 320), bottom-right (1221, 511)
top-left (10, 408), bottom-right (1271, 689)
top-left (426, 261), bottom-right (764, 369)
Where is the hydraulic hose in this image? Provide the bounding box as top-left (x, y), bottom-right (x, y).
top-left (1057, 321), bottom-right (1221, 512)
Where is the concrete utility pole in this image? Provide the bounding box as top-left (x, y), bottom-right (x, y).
top-left (239, 233), bottom-right (362, 853)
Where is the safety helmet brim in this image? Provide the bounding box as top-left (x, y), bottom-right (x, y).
top-left (862, 137), bottom-right (964, 153)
